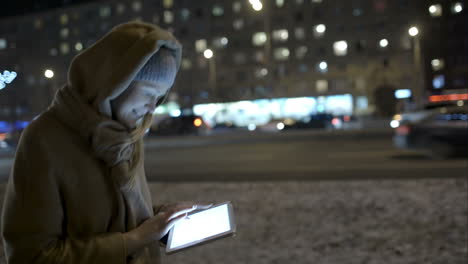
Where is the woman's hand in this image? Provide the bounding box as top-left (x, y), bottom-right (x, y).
top-left (124, 202), bottom-right (212, 256)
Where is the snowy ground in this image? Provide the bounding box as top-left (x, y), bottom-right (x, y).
top-left (0, 178), bottom-right (466, 264)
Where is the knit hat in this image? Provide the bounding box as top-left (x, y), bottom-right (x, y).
top-left (133, 47), bottom-right (178, 87)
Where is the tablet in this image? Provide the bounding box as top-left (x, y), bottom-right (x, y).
top-left (166, 201), bottom-right (236, 254)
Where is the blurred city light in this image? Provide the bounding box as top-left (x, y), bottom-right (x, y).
top-left (408, 26), bottom-right (419, 37)
top-left (44, 69), bottom-right (54, 79)
top-left (432, 75), bottom-right (445, 89)
top-left (276, 122), bottom-right (285, 130)
top-left (453, 2), bottom-right (463, 13)
top-left (0, 70), bottom-right (17, 90)
top-left (193, 118), bottom-right (203, 127)
top-left (431, 59), bottom-right (444, 71)
top-left (394, 89), bottom-right (412, 99)
top-left (75, 42), bottom-right (83, 51)
top-left (428, 4), bottom-right (442, 17)
top-left (203, 49), bottom-right (214, 59)
top-left (318, 61), bottom-right (328, 72)
top-left (457, 100), bottom-right (464, 107)
top-left (315, 24), bottom-right (326, 33)
top-left (333, 41), bottom-right (348, 56)
top-left (379, 39), bottom-right (389, 48)
top-left (249, 0), bottom-right (263, 11)
top-left (170, 109), bottom-right (181, 117)
top-left (248, 124), bottom-right (256, 131)
top-left (390, 120), bottom-right (400, 128)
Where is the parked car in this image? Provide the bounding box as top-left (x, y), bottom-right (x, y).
top-left (149, 114), bottom-right (210, 136)
top-left (392, 103), bottom-right (468, 159)
top-left (282, 113), bottom-right (334, 130)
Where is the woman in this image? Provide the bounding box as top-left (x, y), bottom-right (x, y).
top-left (1, 21), bottom-right (207, 263)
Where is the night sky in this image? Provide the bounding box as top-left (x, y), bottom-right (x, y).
top-left (0, 0), bottom-right (99, 18)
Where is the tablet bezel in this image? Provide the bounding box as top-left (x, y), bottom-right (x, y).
top-left (165, 201), bottom-right (236, 254)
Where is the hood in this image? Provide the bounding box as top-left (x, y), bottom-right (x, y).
top-left (66, 21), bottom-right (182, 117)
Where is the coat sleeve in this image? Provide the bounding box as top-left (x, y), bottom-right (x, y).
top-left (0, 129), bottom-right (127, 264)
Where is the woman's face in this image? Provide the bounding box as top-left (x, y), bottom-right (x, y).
top-left (111, 80), bottom-right (171, 129)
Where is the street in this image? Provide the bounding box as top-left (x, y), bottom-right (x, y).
top-left (0, 129), bottom-right (466, 263)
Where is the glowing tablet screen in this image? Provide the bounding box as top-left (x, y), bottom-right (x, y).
top-left (167, 202), bottom-right (235, 253)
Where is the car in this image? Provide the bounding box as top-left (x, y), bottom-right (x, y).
top-left (149, 114), bottom-right (210, 136)
top-left (282, 113), bottom-right (334, 130)
top-left (392, 103), bottom-right (468, 159)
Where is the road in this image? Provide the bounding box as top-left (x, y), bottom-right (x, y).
top-left (1, 129), bottom-right (467, 182)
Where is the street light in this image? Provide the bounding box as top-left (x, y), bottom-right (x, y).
top-left (203, 49), bottom-right (213, 59)
top-left (408, 26), bottom-right (419, 37)
top-left (44, 69), bottom-right (54, 79)
top-left (379, 38), bottom-right (389, 48)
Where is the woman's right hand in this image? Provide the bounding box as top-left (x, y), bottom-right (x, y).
top-left (123, 204), bottom-right (196, 255)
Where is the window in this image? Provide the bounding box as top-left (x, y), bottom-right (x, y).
top-left (180, 9), bottom-right (190, 21)
top-left (316, 80), bottom-right (328, 93)
top-left (333, 41), bottom-right (348, 56)
top-left (233, 19), bottom-right (244, 30)
top-left (212, 5), bottom-right (224, 16)
top-left (428, 4), bottom-right (442, 17)
top-left (311, 0), bottom-right (323, 3)
top-left (34, 19), bottom-right (43, 30)
top-left (276, 0), bottom-right (285, 7)
top-left (352, 8), bottom-right (363, 16)
top-left (0, 39), bottom-right (6, 49)
top-left (254, 51), bottom-right (265, 63)
top-left (295, 28), bottom-right (305, 40)
top-left (296, 0), bottom-right (304, 4)
top-left (431, 59), bottom-right (444, 71)
top-left (272, 29), bottom-right (288, 42)
top-left (116, 3), bottom-right (126, 14)
top-left (317, 61), bottom-right (328, 73)
top-left (254, 68), bottom-right (268, 78)
top-left (195, 39), bottom-right (207, 53)
top-left (433, 75), bottom-right (445, 89)
top-left (234, 52), bottom-right (247, 64)
top-left (313, 24), bottom-right (326, 38)
top-left (295, 46), bottom-right (308, 59)
top-left (163, 0), bottom-right (173, 8)
top-left (132, 1), bottom-right (142, 12)
top-left (49, 48), bottom-right (58, 56)
top-left (379, 38), bottom-right (389, 48)
top-left (164, 11), bottom-right (174, 23)
top-left (213, 37), bottom-right (228, 48)
top-left (60, 28), bottom-right (69, 39)
top-left (60, 14), bottom-right (68, 25)
top-left (452, 2), bottom-right (463, 13)
top-left (274, 47), bottom-right (290, 61)
top-left (233, 2), bottom-right (242, 13)
top-left (252, 32), bottom-right (267, 46)
top-left (181, 59), bottom-right (192, 70)
top-left (60, 43), bottom-right (70, 55)
top-left (100, 6), bottom-right (111, 17)
top-left (75, 42), bottom-right (83, 51)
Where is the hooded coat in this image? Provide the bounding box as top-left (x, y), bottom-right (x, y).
top-left (1, 22), bottom-right (181, 264)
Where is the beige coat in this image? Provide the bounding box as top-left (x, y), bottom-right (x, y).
top-left (1, 22), bottom-right (181, 264)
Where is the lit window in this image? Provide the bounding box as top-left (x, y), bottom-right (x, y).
top-left (234, 52), bottom-right (247, 64)
top-left (60, 28), bottom-right (69, 39)
top-left (274, 47), bottom-right (290, 61)
top-left (333, 41), bottom-right (348, 56)
top-left (431, 59), bottom-right (444, 71)
top-left (311, 0), bottom-right (322, 3)
top-left (317, 61), bottom-right (328, 73)
top-left (0, 39), bottom-right (6, 49)
top-left (60, 43), bottom-right (70, 55)
top-left (313, 24), bottom-right (326, 38)
top-left (428, 4), bottom-right (442, 17)
top-left (272, 29), bottom-right (288, 42)
top-left (352, 8), bottom-right (363, 16)
top-left (296, 0), bottom-right (304, 4)
top-left (452, 2), bottom-right (463, 13)
top-left (276, 0), bottom-right (285, 7)
top-left (316, 80), bottom-right (328, 93)
top-left (195, 39), bottom-right (207, 53)
top-left (60, 14), bottom-right (68, 25)
top-left (233, 2), bottom-right (242, 13)
top-left (295, 27), bottom-right (305, 40)
top-left (212, 5), bottom-right (224, 16)
top-left (116, 3), bottom-right (126, 14)
top-left (295, 46), bottom-right (307, 59)
top-left (433, 75), bottom-right (445, 89)
top-left (100, 6), bottom-right (111, 17)
top-left (163, 0), bottom-right (173, 8)
top-left (379, 38), bottom-right (389, 48)
top-left (213, 37), bottom-right (228, 48)
top-left (132, 1), bottom-right (142, 12)
top-left (181, 59), bottom-right (192, 70)
top-left (164, 11), bottom-right (174, 23)
top-left (180, 9), bottom-right (190, 21)
top-left (233, 19), bottom-right (244, 30)
top-left (254, 68), bottom-right (268, 78)
top-left (75, 42), bottom-right (83, 51)
top-left (252, 32), bottom-right (267, 46)
top-left (34, 19), bottom-right (43, 30)
top-left (49, 48), bottom-right (58, 56)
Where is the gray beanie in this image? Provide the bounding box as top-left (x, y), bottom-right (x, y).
top-left (133, 47), bottom-right (178, 87)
